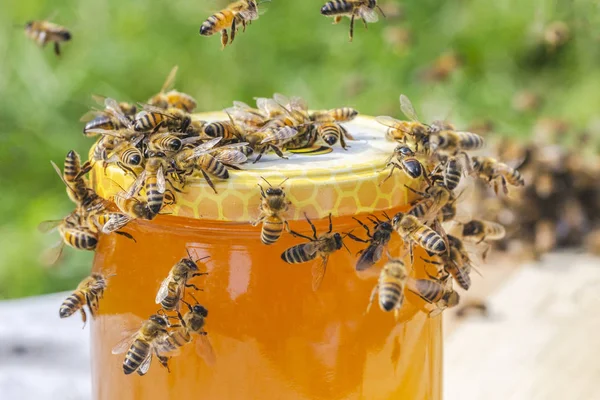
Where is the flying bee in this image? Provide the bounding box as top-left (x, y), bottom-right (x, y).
top-left (133, 104), bottom-right (191, 133)
top-left (381, 145), bottom-right (430, 185)
top-left (392, 212), bottom-right (447, 264)
top-left (148, 66), bottom-right (197, 113)
top-left (24, 17), bottom-right (71, 56)
top-left (366, 255), bottom-right (407, 318)
top-left (245, 125), bottom-right (298, 163)
top-left (253, 177), bottom-right (291, 245)
top-left (320, 0), bottom-right (386, 42)
top-left (171, 138), bottom-right (248, 193)
top-left (376, 95), bottom-right (430, 151)
top-left (199, 0), bottom-right (260, 48)
top-left (281, 213), bottom-right (348, 291)
top-left (310, 107), bottom-right (358, 123)
top-left (59, 273), bottom-right (109, 327)
top-left (347, 214), bottom-right (394, 271)
top-left (461, 219), bottom-right (506, 244)
top-left (155, 250), bottom-right (209, 311)
top-left (203, 112), bottom-right (244, 141)
top-left (429, 130), bottom-right (485, 157)
top-left (471, 156), bottom-right (525, 195)
top-left (405, 277), bottom-right (460, 316)
top-left (112, 314), bottom-right (174, 376)
top-left (157, 295), bottom-right (216, 366)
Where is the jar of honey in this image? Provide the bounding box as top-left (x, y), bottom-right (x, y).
top-left (89, 114), bottom-right (442, 400)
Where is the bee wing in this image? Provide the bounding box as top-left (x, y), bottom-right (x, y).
top-left (239, 8), bottom-right (259, 21)
top-left (79, 110), bottom-right (104, 122)
top-left (126, 171), bottom-right (146, 199)
top-left (40, 240), bottom-right (65, 267)
top-left (259, 126), bottom-right (298, 144)
top-left (256, 97), bottom-right (286, 116)
top-left (186, 137), bottom-right (223, 160)
top-left (101, 213), bottom-right (132, 234)
top-left (214, 149), bottom-right (248, 165)
top-left (49, 160), bottom-right (73, 190)
top-left (311, 256), bottom-right (329, 292)
top-left (155, 274), bottom-right (173, 304)
top-left (356, 244), bottom-right (384, 271)
top-left (273, 93), bottom-right (290, 108)
top-left (157, 166), bottom-right (166, 194)
top-left (105, 98), bottom-right (133, 129)
top-left (358, 6), bottom-right (379, 23)
top-left (375, 115), bottom-right (402, 129)
top-left (196, 334), bottom-right (217, 367)
top-left (289, 96), bottom-right (308, 112)
top-left (161, 66), bottom-right (178, 94)
top-left (399, 94), bottom-right (420, 122)
top-left (233, 101), bottom-right (252, 110)
top-left (111, 328), bottom-right (139, 355)
top-left (139, 103), bottom-right (172, 115)
top-left (137, 353), bottom-right (152, 375)
top-left (38, 219), bottom-right (63, 233)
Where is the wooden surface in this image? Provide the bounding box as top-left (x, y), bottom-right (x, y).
top-left (0, 252), bottom-right (598, 399)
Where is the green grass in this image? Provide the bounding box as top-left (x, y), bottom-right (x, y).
top-left (0, 0), bottom-right (598, 298)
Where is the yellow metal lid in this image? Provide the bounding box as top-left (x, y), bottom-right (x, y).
top-left (91, 113), bottom-right (427, 222)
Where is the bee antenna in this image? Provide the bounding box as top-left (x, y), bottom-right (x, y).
top-left (278, 177), bottom-right (289, 186)
top-left (180, 298), bottom-right (193, 312)
top-left (260, 176), bottom-right (272, 187)
top-left (342, 239), bottom-right (351, 254)
top-left (376, 5), bottom-right (386, 18)
top-left (188, 292), bottom-right (200, 305)
top-left (186, 247), bottom-right (193, 260)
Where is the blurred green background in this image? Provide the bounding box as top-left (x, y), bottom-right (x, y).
top-left (0, 0), bottom-right (598, 298)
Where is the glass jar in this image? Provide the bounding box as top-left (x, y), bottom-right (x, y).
top-left (90, 114), bottom-right (442, 400)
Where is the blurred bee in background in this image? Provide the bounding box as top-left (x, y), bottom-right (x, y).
top-left (157, 295), bottom-right (216, 366)
top-left (199, 0), bottom-right (261, 48)
top-left (320, 0), bottom-right (386, 42)
top-left (281, 213), bottom-right (348, 291)
top-left (347, 214), bottom-right (394, 271)
top-left (156, 250), bottom-right (209, 312)
top-left (376, 95), bottom-right (431, 151)
top-left (461, 219), bottom-right (506, 244)
top-left (310, 107), bottom-right (358, 123)
top-left (253, 177), bottom-right (291, 245)
top-left (112, 314), bottom-right (174, 375)
top-left (392, 212), bottom-right (447, 264)
top-left (59, 273), bottom-right (110, 327)
top-left (419, 51), bottom-right (462, 83)
top-left (471, 156), bottom-right (525, 195)
top-left (381, 145), bottom-right (430, 185)
top-left (148, 66), bottom-right (197, 113)
top-left (512, 90), bottom-right (542, 113)
top-left (544, 21), bottom-right (571, 52)
top-left (24, 16), bottom-right (71, 56)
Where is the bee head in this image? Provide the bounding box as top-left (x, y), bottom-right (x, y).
top-left (24, 21), bottom-right (33, 30)
top-left (169, 138), bottom-right (182, 152)
top-left (129, 153), bottom-right (142, 166)
top-left (333, 233), bottom-right (344, 250)
top-left (182, 258), bottom-right (199, 271)
top-left (395, 145), bottom-right (414, 157)
top-left (380, 221), bottom-right (393, 232)
top-left (392, 212), bottom-right (404, 227)
top-left (444, 290), bottom-right (460, 307)
top-left (471, 157), bottom-right (481, 170)
top-left (193, 305), bottom-right (208, 317)
top-left (462, 221), bottom-right (480, 236)
top-left (266, 187), bottom-right (283, 196)
top-left (323, 134), bottom-right (337, 146)
top-left (150, 314), bottom-right (168, 326)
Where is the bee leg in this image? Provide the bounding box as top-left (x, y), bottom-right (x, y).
top-left (339, 128), bottom-right (348, 150)
top-left (242, 19), bottom-right (247, 32)
top-left (346, 232), bottom-right (369, 243)
top-left (199, 169), bottom-right (218, 194)
top-left (333, 16), bottom-right (342, 24)
top-left (154, 349), bottom-right (171, 372)
top-left (80, 308), bottom-right (87, 329)
top-left (405, 184), bottom-right (429, 197)
top-left (288, 229), bottom-right (314, 241)
top-left (327, 213), bottom-right (333, 234)
top-left (349, 14), bottom-right (355, 42)
top-left (303, 213), bottom-right (318, 239)
top-left (220, 30), bottom-right (229, 49)
top-left (380, 162), bottom-right (398, 186)
top-left (252, 149), bottom-right (265, 163)
top-left (114, 231), bottom-right (136, 242)
top-left (352, 217), bottom-right (372, 237)
top-left (185, 283), bottom-right (203, 291)
top-left (270, 145), bottom-right (288, 160)
top-left (230, 18), bottom-right (237, 44)
top-left (501, 176), bottom-right (509, 195)
top-left (409, 243), bottom-right (414, 266)
top-left (362, 19), bottom-right (368, 30)
top-left (54, 42), bottom-right (61, 56)
top-left (365, 284), bottom-right (378, 314)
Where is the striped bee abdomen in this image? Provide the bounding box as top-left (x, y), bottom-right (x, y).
top-left (321, 0), bottom-right (354, 15)
top-left (123, 340), bottom-right (150, 375)
top-left (59, 292), bottom-right (85, 318)
top-left (261, 215), bottom-right (284, 245)
top-left (379, 280), bottom-right (404, 312)
top-left (281, 244), bottom-right (317, 264)
top-left (199, 154), bottom-right (229, 179)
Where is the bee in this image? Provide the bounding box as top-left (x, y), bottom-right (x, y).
top-left (203, 112), bottom-right (244, 141)
top-left (171, 138), bottom-right (248, 193)
top-left (244, 126), bottom-right (298, 163)
top-left (199, 0), bottom-right (260, 48)
top-left (462, 219), bottom-right (506, 244)
top-left (407, 182), bottom-right (453, 225)
top-left (421, 236), bottom-right (472, 291)
top-left (320, 0), bottom-right (386, 42)
top-left (392, 212), bottom-right (447, 264)
top-left (281, 213), bottom-right (348, 291)
top-left (104, 139), bottom-right (144, 176)
top-left (405, 277), bottom-right (460, 316)
top-left (38, 211), bottom-right (99, 265)
top-left (133, 105), bottom-right (191, 133)
top-left (455, 300), bottom-right (489, 319)
top-left (273, 93), bottom-right (312, 124)
top-left (148, 66), bottom-right (197, 113)
top-left (155, 250), bottom-right (209, 312)
top-left (310, 107), bottom-right (358, 123)
top-left (134, 152), bottom-right (170, 215)
top-left (185, 119), bottom-right (209, 137)
top-left (471, 156), bottom-right (525, 195)
top-left (347, 214), bottom-right (394, 271)
top-left (381, 145), bottom-right (430, 185)
top-left (315, 121), bottom-right (353, 149)
top-left (253, 177), bottom-right (291, 245)
top-left (429, 130), bottom-right (485, 157)
top-left (112, 314), bottom-right (173, 375)
top-left (91, 136), bottom-right (117, 164)
top-left (147, 132), bottom-right (183, 155)
top-left (81, 96), bottom-right (136, 136)
top-left (157, 295), bottom-right (216, 366)
top-left (59, 273), bottom-right (109, 327)
top-left (366, 255), bottom-right (407, 318)
top-left (376, 95), bottom-right (430, 151)
top-left (225, 101), bottom-right (268, 130)
top-left (24, 18), bottom-right (71, 56)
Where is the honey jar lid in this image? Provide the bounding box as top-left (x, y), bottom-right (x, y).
top-left (91, 113), bottom-right (426, 222)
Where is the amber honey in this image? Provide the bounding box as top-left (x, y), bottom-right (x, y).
top-left (89, 114), bottom-right (442, 400)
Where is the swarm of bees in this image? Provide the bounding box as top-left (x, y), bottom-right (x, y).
top-left (46, 62), bottom-right (522, 375)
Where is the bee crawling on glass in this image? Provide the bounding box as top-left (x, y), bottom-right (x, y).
top-left (59, 273), bottom-right (112, 327)
top-left (346, 213), bottom-right (394, 271)
top-left (320, 0), bottom-right (386, 42)
top-left (281, 213), bottom-right (350, 291)
top-left (380, 144), bottom-right (430, 186)
top-left (253, 177), bottom-right (291, 245)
